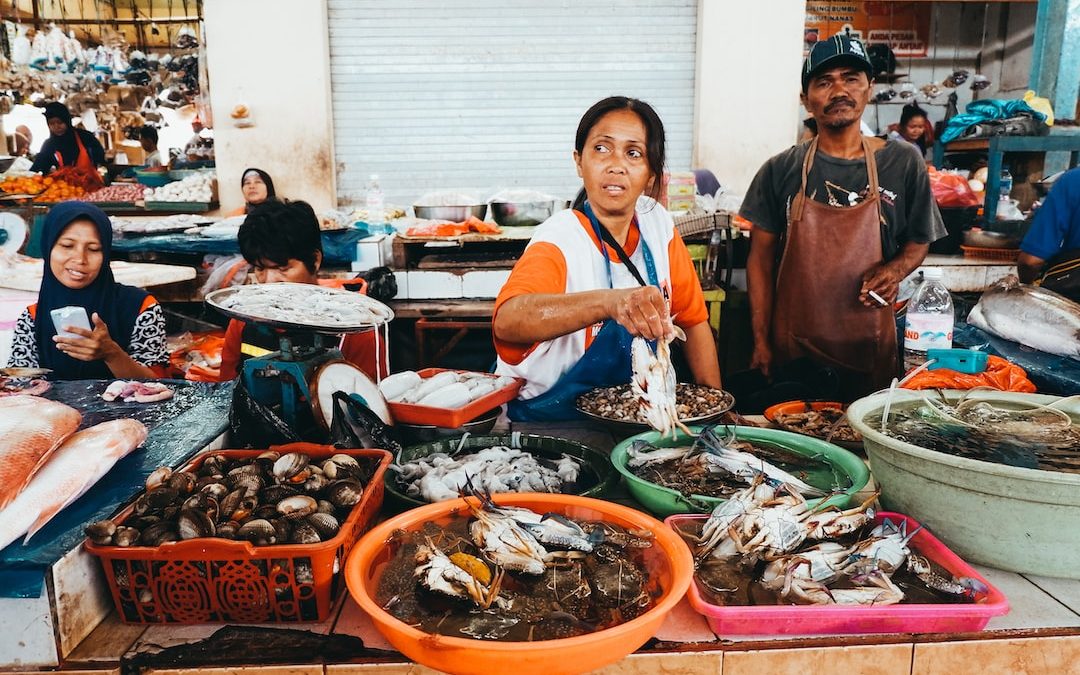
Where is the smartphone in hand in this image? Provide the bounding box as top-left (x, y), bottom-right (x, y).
top-left (51, 306), bottom-right (92, 338)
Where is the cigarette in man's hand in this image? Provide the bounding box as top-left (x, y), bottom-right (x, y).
top-left (868, 290), bottom-right (889, 307)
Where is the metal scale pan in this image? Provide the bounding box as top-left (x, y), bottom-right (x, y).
top-left (205, 282), bottom-right (395, 335)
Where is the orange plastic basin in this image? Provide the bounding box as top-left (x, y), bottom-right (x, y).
top-left (763, 399), bottom-right (844, 422)
top-left (344, 493), bottom-right (694, 675)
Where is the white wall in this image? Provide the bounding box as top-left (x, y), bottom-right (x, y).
top-left (693, 0), bottom-right (808, 196)
top-left (203, 0), bottom-right (336, 213)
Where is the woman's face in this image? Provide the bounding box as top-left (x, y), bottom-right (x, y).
top-left (47, 117), bottom-right (68, 137)
top-left (242, 172), bottom-right (269, 205)
top-left (573, 109), bottom-right (653, 222)
top-left (50, 220), bottom-right (103, 290)
top-left (902, 116), bottom-right (927, 142)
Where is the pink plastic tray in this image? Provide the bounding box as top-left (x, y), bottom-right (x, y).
top-left (666, 511), bottom-right (1009, 635)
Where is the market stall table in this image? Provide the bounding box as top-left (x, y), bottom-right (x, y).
top-left (0, 257), bottom-right (196, 292)
top-left (45, 419), bottom-right (1080, 675)
top-left (0, 380), bottom-right (233, 668)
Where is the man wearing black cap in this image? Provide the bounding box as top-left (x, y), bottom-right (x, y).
top-left (740, 34), bottom-right (945, 401)
top-left (30, 102), bottom-right (107, 175)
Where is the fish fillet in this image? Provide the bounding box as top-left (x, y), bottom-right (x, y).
top-left (0, 396), bottom-right (82, 510)
top-left (0, 419), bottom-right (147, 550)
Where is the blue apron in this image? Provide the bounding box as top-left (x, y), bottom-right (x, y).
top-left (508, 202), bottom-right (659, 421)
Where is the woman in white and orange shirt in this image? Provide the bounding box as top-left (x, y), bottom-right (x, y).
top-left (493, 96), bottom-right (721, 421)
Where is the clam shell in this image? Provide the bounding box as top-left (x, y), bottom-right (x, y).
top-left (85, 520), bottom-right (116, 545)
top-left (145, 466), bottom-right (172, 491)
top-left (277, 495), bottom-right (318, 520)
top-left (166, 471), bottom-right (197, 494)
top-left (253, 504), bottom-right (279, 520)
top-left (326, 479), bottom-right (363, 509)
top-left (271, 517), bottom-right (292, 543)
top-left (135, 486), bottom-right (179, 515)
top-left (220, 488), bottom-right (246, 521)
top-left (200, 482), bottom-right (229, 500)
top-left (141, 521), bottom-right (178, 546)
top-left (177, 509), bottom-right (215, 540)
top-left (273, 453), bottom-right (311, 482)
top-left (217, 522), bottom-right (238, 539)
top-left (113, 526), bottom-right (141, 547)
top-left (237, 518), bottom-right (276, 546)
top-left (261, 484), bottom-right (300, 504)
top-left (302, 472), bottom-right (329, 494)
top-left (306, 512), bottom-right (340, 540)
top-left (291, 522), bottom-right (321, 544)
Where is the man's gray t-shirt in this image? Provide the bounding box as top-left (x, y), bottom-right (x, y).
top-left (739, 140), bottom-right (946, 260)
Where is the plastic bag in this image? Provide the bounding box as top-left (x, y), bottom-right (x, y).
top-left (328, 391), bottom-right (402, 454)
top-left (902, 355), bottom-right (1036, 393)
top-left (929, 167), bottom-right (981, 208)
top-left (1023, 91), bottom-right (1055, 126)
top-left (229, 380), bottom-right (302, 448)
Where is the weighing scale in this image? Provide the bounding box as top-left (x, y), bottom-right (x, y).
top-left (0, 211), bottom-right (29, 256)
top-left (205, 284), bottom-right (394, 429)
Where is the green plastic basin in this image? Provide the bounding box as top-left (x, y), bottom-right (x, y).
top-left (610, 425), bottom-right (870, 517)
top-left (847, 390), bottom-right (1080, 578)
top-left (384, 433), bottom-right (617, 512)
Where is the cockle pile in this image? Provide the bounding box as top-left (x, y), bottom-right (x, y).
top-left (390, 445), bottom-right (584, 502)
top-left (376, 490), bottom-right (660, 642)
top-left (682, 475), bottom-right (987, 606)
top-left (85, 451), bottom-right (375, 548)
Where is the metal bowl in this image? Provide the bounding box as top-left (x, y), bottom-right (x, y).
top-left (490, 200), bottom-right (563, 227)
top-left (575, 384), bottom-right (736, 439)
top-left (412, 204), bottom-right (487, 222)
top-left (963, 229), bottom-right (1020, 249)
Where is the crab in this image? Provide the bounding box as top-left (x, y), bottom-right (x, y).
top-left (414, 541), bottom-right (506, 609)
top-left (466, 493), bottom-right (549, 575)
top-left (843, 518), bottom-right (919, 578)
top-left (760, 541), bottom-right (852, 596)
top-left (731, 486), bottom-right (813, 560)
top-left (907, 554), bottom-right (988, 600)
top-left (802, 492), bottom-right (879, 540)
top-left (696, 475), bottom-right (776, 561)
top-left (692, 425), bottom-right (825, 497)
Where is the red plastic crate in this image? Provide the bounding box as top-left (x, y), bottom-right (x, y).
top-left (386, 368), bottom-right (523, 427)
top-left (84, 443), bottom-right (391, 624)
top-left (667, 511), bottom-right (1009, 635)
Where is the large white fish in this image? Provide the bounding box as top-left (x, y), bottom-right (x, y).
top-left (967, 275), bottom-right (1080, 359)
top-left (0, 396), bottom-right (82, 509)
top-left (0, 419), bottom-right (148, 550)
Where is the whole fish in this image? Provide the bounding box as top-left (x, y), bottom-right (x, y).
top-left (0, 419), bottom-right (148, 550)
top-left (0, 396), bottom-right (82, 509)
top-left (967, 275), bottom-right (1080, 359)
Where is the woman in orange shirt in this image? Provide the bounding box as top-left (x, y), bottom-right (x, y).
top-left (493, 96), bottom-right (720, 421)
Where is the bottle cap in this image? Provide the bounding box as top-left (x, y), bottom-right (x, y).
top-left (921, 267), bottom-right (943, 280)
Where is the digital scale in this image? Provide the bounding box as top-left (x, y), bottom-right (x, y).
top-left (205, 284), bottom-right (394, 429)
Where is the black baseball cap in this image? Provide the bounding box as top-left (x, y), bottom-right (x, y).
top-left (802, 34), bottom-right (874, 91)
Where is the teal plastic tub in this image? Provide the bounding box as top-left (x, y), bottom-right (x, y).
top-left (848, 390), bottom-right (1080, 578)
top-left (610, 425), bottom-right (870, 517)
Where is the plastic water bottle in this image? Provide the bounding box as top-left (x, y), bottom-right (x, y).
top-left (364, 174), bottom-right (389, 234)
top-left (903, 268), bottom-right (954, 371)
top-left (999, 168), bottom-right (1013, 200)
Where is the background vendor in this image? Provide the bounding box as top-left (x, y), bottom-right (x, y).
top-left (29, 102), bottom-right (106, 175)
top-left (7, 201), bottom-right (168, 379)
top-left (227, 167), bottom-right (277, 216)
top-left (741, 34), bottom-right (944, 401)
top-left (139, 126), bottom-right (163, 168)
top-left (1017, 167), bottom-right (1080, 299)
top-left (885, 103), bottom-right (934, 159)
top-left (217, 200), bottom-right (386, 381)
top-left (493, 96), bottom-right (721, 421)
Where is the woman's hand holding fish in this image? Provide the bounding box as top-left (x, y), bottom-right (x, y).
top-left (609, 286), bottom-right (673, 341)
top-left (52, 313), bottom-right (121, 363)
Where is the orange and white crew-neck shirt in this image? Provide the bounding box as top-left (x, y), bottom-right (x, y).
top-left (494, 204), bottom-right (707, 400)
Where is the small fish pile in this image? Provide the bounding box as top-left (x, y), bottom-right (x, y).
top-left (578, 383), bottom-right (733, 427)
top-left (102, 380), bottom-right (174, 403)
top-left (379, 370), bottom-right (516, 409)
top-left (376, 492), bottom-right (658, 641)
top-left (391, 446), bottom-right (583, 502)
top-left (774, 408), bottom-right (861, 444)
top-left (626, 425), bottom-right (827, 499)
top-left (212, 283), bottom-right (394, 329)
top-left (967, 275), bottom-right (1080, 359)
top-left (683, 479), bottom-right (986, 607)
top-left (0, 420), bottom-right (147, 550)
top-left (85, 452), bottom-right (373, 548)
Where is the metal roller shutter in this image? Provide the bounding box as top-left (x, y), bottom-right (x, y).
top-left (327, 0), bottom-right (698, 206)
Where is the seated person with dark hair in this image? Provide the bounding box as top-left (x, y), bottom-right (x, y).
top-left (139, 126), bottom-right (162, 167)
top-left (218, 200), bottom-right (388, 381)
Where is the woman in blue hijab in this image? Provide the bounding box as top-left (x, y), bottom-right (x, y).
top-left (6, 201), bottom-right (168, 379)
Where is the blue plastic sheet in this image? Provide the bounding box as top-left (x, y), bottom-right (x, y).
top-left (939, 99), bottom-right (1047, 144)
top-left (111, 229), bottom-right (368, 264)
top-left (953, 322), bottom-right (1080, 395)
top-left (0, 379), bottom-right (233, 598)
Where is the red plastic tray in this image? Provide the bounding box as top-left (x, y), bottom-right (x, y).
top-left (85, 443), bottom-right (391, 624)
top-left (667, 511), bottom-right (1009, 636)
top-left (386, 368), bottom-right (522, 428)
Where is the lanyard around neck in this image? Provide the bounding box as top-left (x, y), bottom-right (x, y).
top-left (582, 201), bottom-right (657, 290)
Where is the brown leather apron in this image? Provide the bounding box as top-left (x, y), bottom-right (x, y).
top-left (770, 137), bottom-right (898, 400)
